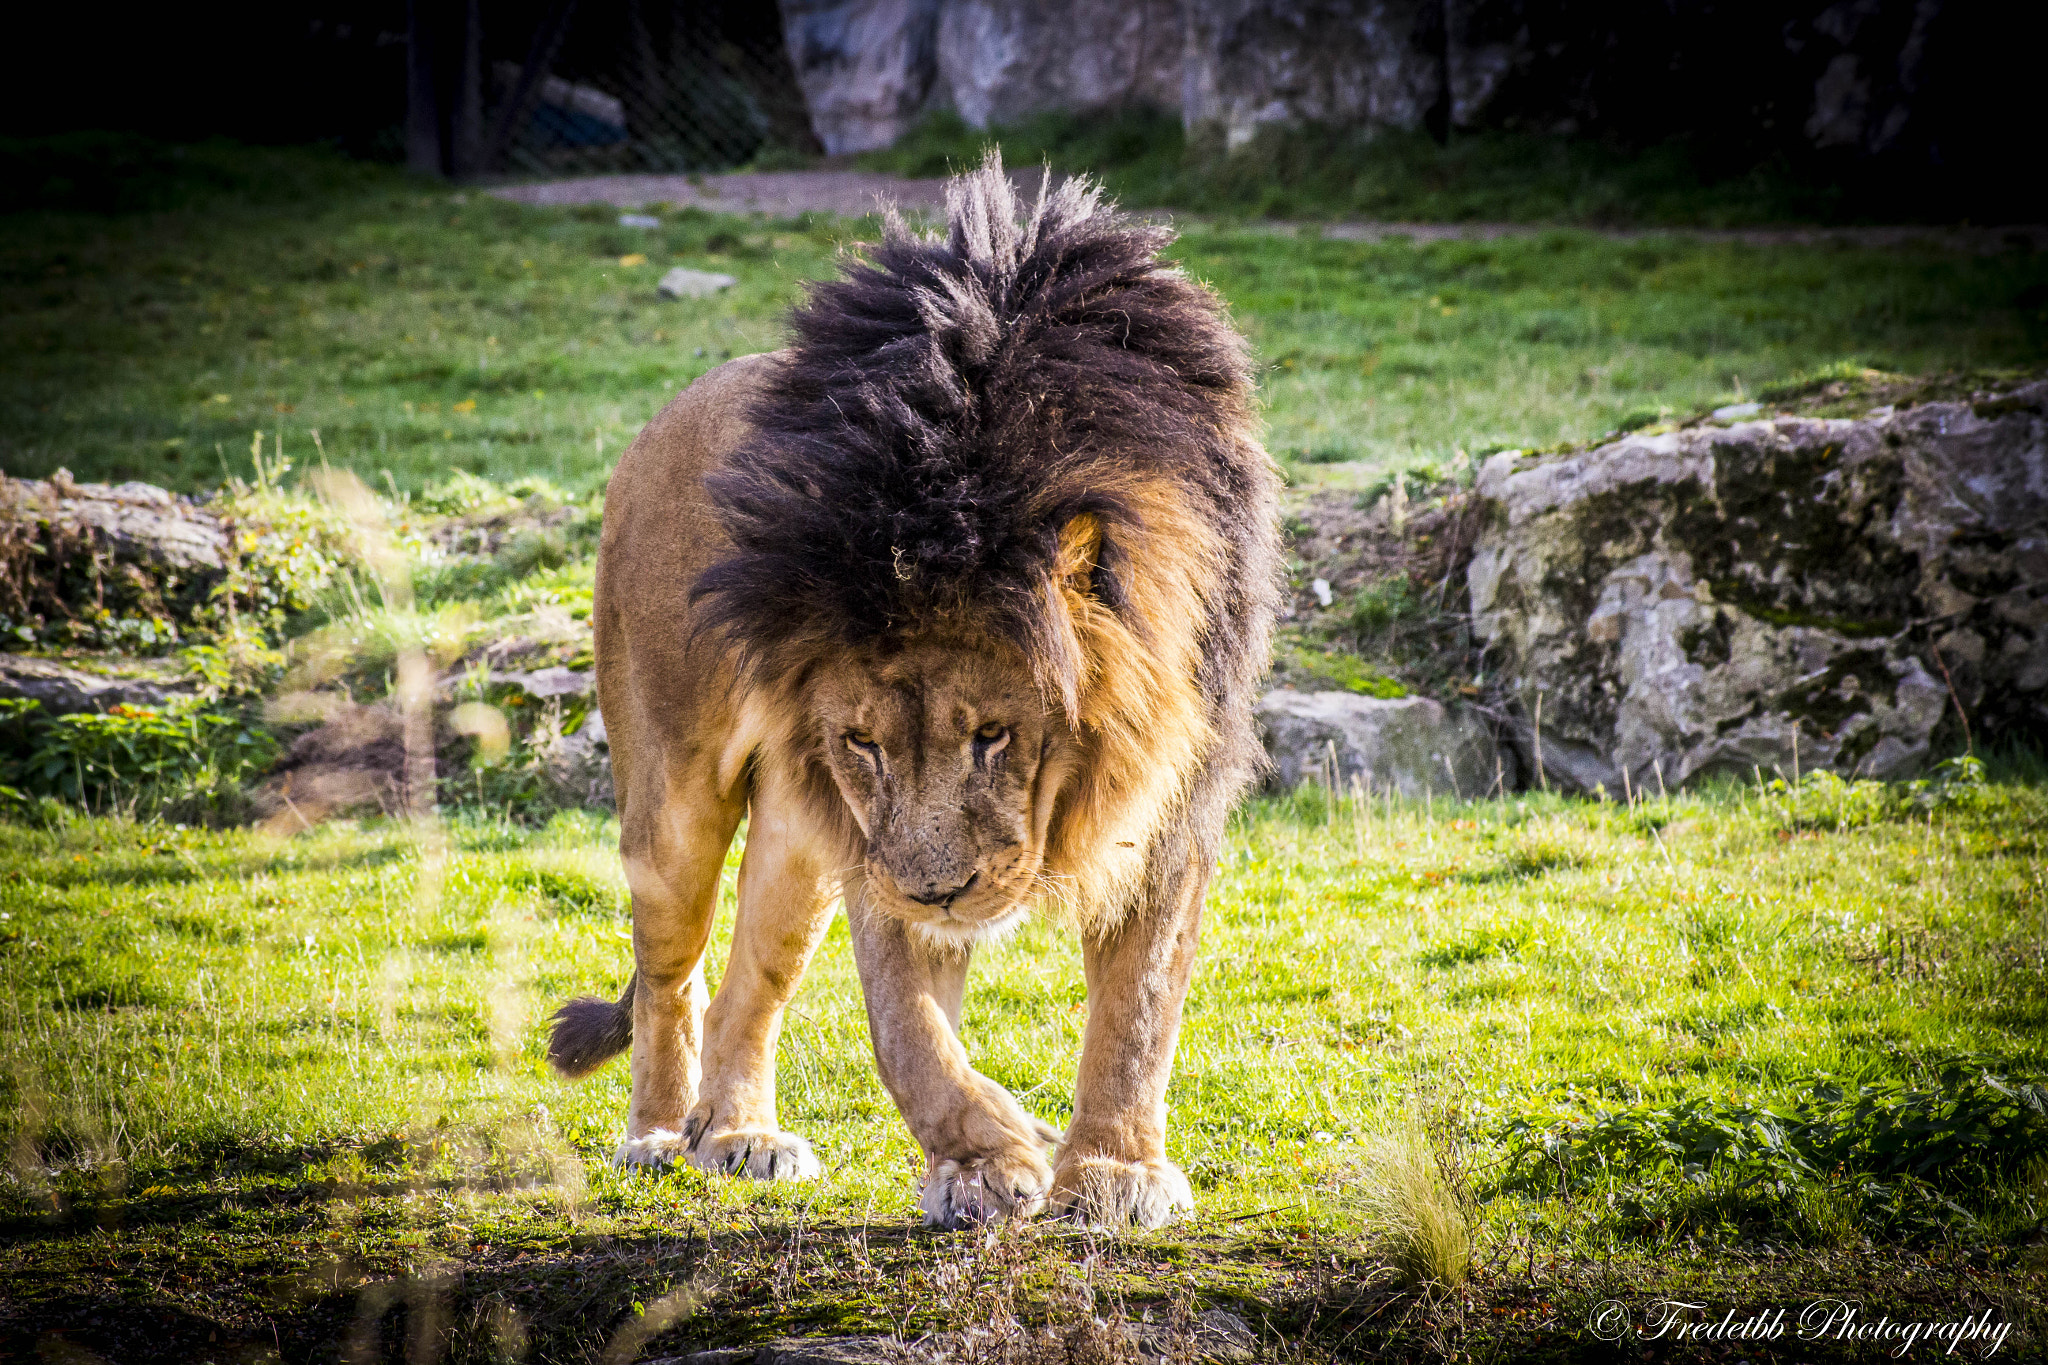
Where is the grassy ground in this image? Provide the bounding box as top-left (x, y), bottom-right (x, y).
top-left (5, 150), bottom-right (2045, 494)
top-left (3, 779), bottom-right (2043, 1360)
top-left (4, 147), bottom-right (2047, 1360)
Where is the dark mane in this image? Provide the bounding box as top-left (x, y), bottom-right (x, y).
top-left (694, 151), bottom-right (1266, 708)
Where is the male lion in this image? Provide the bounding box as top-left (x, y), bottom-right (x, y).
top-left (547, 154), bottom-right (1280, 1229)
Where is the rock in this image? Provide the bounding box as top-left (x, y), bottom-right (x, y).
top-left (0, 654), bottom-right (201, 716)
top-left (780, 0), bottom-right (944, 155)
top-left (1258, 690), bottom-right (1505, 797)
top-left (3, 471), bottom-right (229, 574)
top-left (618, 212), bottom-right (661, 228)
top-left (537, 707), bottom-right (614, 811)
top-left (659, 266), bottom-right (739, 299)
top-left (1466, 381), bottom-right (2048, 792)
top-left (934, 0), bottom-right (1182, 129)
top-left (1180, 0), bottom-right (1534, 151)
top-left (1126, 1309), bottom-right (1258, 1361)
top-left (495, 666), bottom-right (593, 699)
top-left (0, 471), bottom-right (231, 649)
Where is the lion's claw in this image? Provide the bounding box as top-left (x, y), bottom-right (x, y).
top-left (690, 1126), bottom-right (821, 1180)
top-left (920, 1151), bottom-right (1051, 1228)
top-left (1048, 1153), bottom-right (1192, 1230)
top-left (612, 1125), bottom-right (820, 1181)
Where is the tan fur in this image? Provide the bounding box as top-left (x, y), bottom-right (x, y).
top-left (577, 351), bottom-right (1248, 1225)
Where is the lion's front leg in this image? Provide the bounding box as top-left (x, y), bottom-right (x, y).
top-left (1048, 853), bottom-right (1209, 1230)
top-left (845, 886), bottom-right (1060, 1228)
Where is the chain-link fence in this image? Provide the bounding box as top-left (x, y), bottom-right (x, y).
top-left (406, 1), bottom-right (818, 180)
top-left (487, 1), bottom-right (815, 174)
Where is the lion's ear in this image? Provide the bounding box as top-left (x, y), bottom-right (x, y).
top-left (1055, 513), bottom-right (1102, 596)
top-left (1032, 513), bottom-right (1105, 727)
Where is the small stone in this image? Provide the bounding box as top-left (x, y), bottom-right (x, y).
top-left (618, 212), bottom-right (661, 228)
top-left (659, 267), bottom-right (738, 300)
top-left (1712, 401), bottom-right (1762, 419)
top-left (1310, 577), bottom-right (1333, 607)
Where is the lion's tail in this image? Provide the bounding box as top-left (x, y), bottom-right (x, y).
top-left (546, 974), bottom-right (636, 1079)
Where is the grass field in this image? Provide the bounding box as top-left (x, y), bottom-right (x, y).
top-left (5, 150), bottom-right (2046, 496)
top-left (4, 777), bottom-right (2045, 1359)
top-left (4, 148), bottom-right (2048, 1360)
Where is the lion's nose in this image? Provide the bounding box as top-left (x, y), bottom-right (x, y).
top-left (905, 871), bottom-right (978, 906)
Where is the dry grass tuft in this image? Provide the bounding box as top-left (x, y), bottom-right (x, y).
top-left (1355, 1112), bottom-right (1480, 1290)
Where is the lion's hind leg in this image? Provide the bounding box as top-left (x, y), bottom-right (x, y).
top-left (607, 772), bottom-right (747, 1171)
top-left (678, 776), bottom-right (839, 1181)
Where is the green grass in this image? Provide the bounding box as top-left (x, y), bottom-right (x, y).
top-left (859, 111), bottom-right (1880, 227)
top-left (5, 149), bottom-right (2045, 496)
top-left (5, 143), bottom-right (2048, 1360)
top-left (2, 784), bottom-right (2043, 1357)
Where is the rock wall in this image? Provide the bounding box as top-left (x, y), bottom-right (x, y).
top-left (1180, 0), bottom-right (1484, 150)
top-left (780, 0), bottom-right (944, 155)
top-left (937, 0), bottom-right (1182, 132)
top-left (780, 0), bottom-right (2015, 191)
top-left (1468, 383), bottom-right (2048, 794)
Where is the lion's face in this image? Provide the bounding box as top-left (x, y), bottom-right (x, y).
top-left (815, 637), bottom-right (1068, 935)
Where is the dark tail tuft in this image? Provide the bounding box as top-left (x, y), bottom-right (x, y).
top-left (547, 974), bottom-right (635, 1079)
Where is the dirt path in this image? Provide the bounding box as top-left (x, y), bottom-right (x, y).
top-left (486, 170), bottom-right (2045, 252)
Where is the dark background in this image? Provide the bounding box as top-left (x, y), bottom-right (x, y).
top-left (1, 2), bottom-right (2043, 221)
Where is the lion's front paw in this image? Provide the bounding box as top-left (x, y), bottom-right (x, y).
top-left (685, 1126), bottom-right (822, 1180)
top-left (920, 1149), bottom-right (1052, 1228)
top-left (1047, 1153), bottom-right (1193, 1230)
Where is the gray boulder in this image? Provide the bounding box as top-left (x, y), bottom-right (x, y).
top-left (780, 0), bottom-right (944, 154)
top-left (0, 654), bottom-right (201, 716)
top-left (1467, 382), bottom-right (2048, 793)
top-left (936, 0), bottom-right (1182, 129)
top-left (3, 471), bottom-right (229, 574)
top-left (1258, 690), bottom-right (1505, 797)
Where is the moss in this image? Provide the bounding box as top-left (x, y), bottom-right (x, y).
top-left (1676, 433), bottom-right (1918, 633)
top-left (1710, 592), bottom-right (1902, 638)
top-left (1270, 638), bottom-right (1409, 698)
top-left (1970, 394), bottom-right (2045, 420)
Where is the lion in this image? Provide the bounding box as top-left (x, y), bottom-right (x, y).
top-left (546, 153), bottom-right (1280, 1229)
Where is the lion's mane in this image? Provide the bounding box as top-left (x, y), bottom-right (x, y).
top-left (694, 154), bottom-right (1282, 919)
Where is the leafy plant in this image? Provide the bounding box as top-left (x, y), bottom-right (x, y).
top-left (1501, 1061), bottom-right (2048, 1240)
top-left (4, 698), bottom-right (276, 819)
top-left (1762, 756), bottom-right (1988, 831)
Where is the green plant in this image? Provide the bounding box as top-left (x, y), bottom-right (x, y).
top-left (1501, 1062), bottom-right (2048, 1240)
top-left (12, 699), bottom-right (276, 817)
top-left (1343, 576), bottom-right (1425, 640)
top-left (1760, 756), bottom-right (1988, 831)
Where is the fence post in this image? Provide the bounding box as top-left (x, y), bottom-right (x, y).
top-left (406, 0), bottom-right (484, 178)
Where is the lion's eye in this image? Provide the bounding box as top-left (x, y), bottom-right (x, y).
top-left (846, 730), bottom-right (879, 752)
top-left (975, 722), bottom-right (1006, 742)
